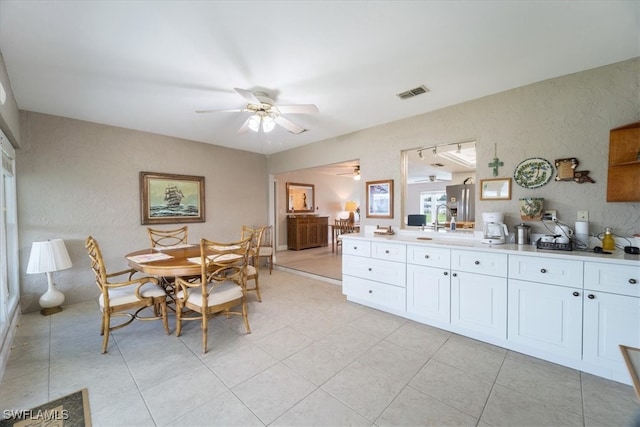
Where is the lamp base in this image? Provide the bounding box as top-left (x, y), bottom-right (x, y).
top-left (41, 306), bottom-right (63, 316)
top-left (348, 211), bottom-right (355, 224)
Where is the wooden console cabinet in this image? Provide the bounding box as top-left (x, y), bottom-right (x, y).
top-left (607, 122), bottom-right (640, 202)
top-left (287, 216), bottom-right (329, 250)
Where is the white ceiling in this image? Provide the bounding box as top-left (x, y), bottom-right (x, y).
top-left (1, 1), bottom-right (638, 157)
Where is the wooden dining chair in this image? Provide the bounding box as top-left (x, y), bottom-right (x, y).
top-left (147, 225), bottom-right (188, 248)
top-left (174, 237), bottom-right (252, 353)
top-left (257, 225), bottom-right (274, 275)
top-left (335, 219), bottom-right (354, 254)
top-left (85, 236), bottom-right (170, 354)
top-left (241, 225), bottom-right (265, 302)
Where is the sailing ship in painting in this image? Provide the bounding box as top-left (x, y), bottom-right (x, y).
top-left (149, 184), bottom-right (199, 218)
top-left (164, 185), bottom-right (184, 207)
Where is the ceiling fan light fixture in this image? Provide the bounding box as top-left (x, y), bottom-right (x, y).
top-left (248, 114), bottom-right (261, 132)
top-left (262, 116), bottom-right (276, 133)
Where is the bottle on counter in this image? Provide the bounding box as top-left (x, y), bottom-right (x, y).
top-left (450, 216), bottom-right (456, 231)
top-left (601, 227), bottom-right (615, 250)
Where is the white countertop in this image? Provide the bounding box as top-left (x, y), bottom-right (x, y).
top-left (343, 231), bottom-right (640, 266)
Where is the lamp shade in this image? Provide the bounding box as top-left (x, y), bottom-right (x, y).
top-left (345, 201), bottom-right (358, 212)
top-left (26, 239), bottom-right (72, 274)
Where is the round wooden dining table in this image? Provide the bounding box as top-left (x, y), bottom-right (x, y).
top-left (126, 244), bottom-right (203, 277)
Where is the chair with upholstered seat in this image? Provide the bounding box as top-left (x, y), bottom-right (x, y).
top-left (85, 235), bottom-right (170, 354)
top-left (257, 225), bottom-right (273, 274)
top-left (147, 225), bottom-right (189, 248)
top-left (174, 237), bottom-right (252, 353)
top-left (241, 225), bottom-right (265, 302)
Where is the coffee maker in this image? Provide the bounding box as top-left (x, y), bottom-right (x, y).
top-left (482, 212), bottom-right (508, 244)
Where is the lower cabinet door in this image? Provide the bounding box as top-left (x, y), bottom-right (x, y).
top-left (343, 275), bottom-right (406, 312)
top-left (406, 264), bottom-right (450, 323)
top-left (583, 291), bottom-right (640, 374)
top-left (508, 279), bottom-right (583, 359)
top-left (451, 271), bottom-right (507, 339)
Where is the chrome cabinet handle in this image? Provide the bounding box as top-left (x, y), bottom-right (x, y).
top-left (443, 272), bottom-right (448, 276)
top-left (474, 261), bottom-right (480, 265)
top-left (368, 268), bottom-right (372, 271)
top-left (369, 290), bottom-right (373, 294)
top-left (572, 291), bottom-right (580, 297)
top-left (540, 268), bottom-right (547, 273)
top-left (452, 273), bottom-right (457, 277)
top-left (588, 294), bottom-right (595, 299)
top-left (424, 255), bottom-right (430, 259)
top-left (385, 250), bottom-right (389, 254)
top-left (630, 279), bottom-right (637, 284)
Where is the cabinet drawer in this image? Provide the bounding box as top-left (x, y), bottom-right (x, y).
top-left (407, 245), bottom-right (450, 268)
top-left (509, 255), bottom-right (583, 287)
top-left (343, 254), bottom-right (406, 287)
top-left (451, 249), bottom-right (507, 277)
top-left (343, 275), bottom-right (406, 312)
top-left (584, 262), bottom-right (640, 297)
top-left (341, 239), bottom-right (371, 257)
top-left (371, 241), bottom-right (406, 262)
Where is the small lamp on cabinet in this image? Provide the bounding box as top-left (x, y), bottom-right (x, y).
top-left (345, 201), bottom-right (358, 224)
top-left (26, 239), bottom-right (72, 315)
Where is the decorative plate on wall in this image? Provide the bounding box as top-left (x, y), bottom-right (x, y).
top-left (513, 157), bottom-right (554, 189)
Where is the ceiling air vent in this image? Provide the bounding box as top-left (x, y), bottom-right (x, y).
top-left (396, 85), bottom-right (430, 100)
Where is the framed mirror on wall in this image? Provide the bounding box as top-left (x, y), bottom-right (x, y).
top-left (286, 182), bottom-right (315, 213)
top-left (480, 178), bottom-right (511, 200)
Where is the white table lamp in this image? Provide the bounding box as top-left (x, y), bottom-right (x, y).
top-left (26, 239), bottom-right (72, 315)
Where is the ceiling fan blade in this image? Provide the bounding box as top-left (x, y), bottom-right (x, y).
top-left (234, 88), bottom-right (261, 105)
top-left (195, 108), bottom-right (246, 114)
top-left (237, 117), bottom-right (251, 134)
top-left (275, 104), bottom-right (319, 114)
top-left (274, 116), bottom-right (305, 134)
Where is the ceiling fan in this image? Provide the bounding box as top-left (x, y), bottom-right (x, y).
top-left (196, 88), bottom-right (318, 135)
top-left (414, 174), bottom-right (448, 183)
top-left (339, 166), bottom-right (361, 180)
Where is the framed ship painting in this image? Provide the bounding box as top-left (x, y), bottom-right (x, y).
top-left (140, 172), bottom-right (205, 224)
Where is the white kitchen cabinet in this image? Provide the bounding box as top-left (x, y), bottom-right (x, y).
top-left (450, 250), bottom-right (508, 339)
top-left (406, 264), bottom-right (450, 323)
top-left (508, 279), bottom-right (583, 359)
top-left (583, 262), bottom-right (640, 382)
top-left (406, 245), bottom-right (451, 324)
top-left (507, 255), bottom-right (584, 360)
top-left (451, 272), bottom-right (507, 339)
top-left (342, 237), bottom-right (406, 313)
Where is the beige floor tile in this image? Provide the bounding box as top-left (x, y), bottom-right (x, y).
top-left (254, 325), bottom-right (315, 360)
top-left (384, 321), bottom-right (451, 356)
top-left (432, 335), bottom-right (506, 382)
top-left (581, 372), bottom-right (639, 426)
top-left (376, 385), bottom-right (478, 426)
top-left (318, 324), bottom-right (381, 360)
top-left (481, 383), bottom-right (584, 426)
top-left (283, 340), bottom-right (356, 385)
top-left (232, 363), bottom-right (316, 425)
top-left (358, 340), bottom-right (429, 384)
top-left (272, 388), bottom-right (371, 426)
top-left (496, 355), bottom-right (583, 416)
top-left (90, 387), bottom-right (156, 427)
top-left (409, 358), bottom-right (493, 418)
top-left (322, 360), bottom-right (406, 421)
top-left (205, 340), bottom-right (278, 388)
top-left (165, 390), bottom-right (263, 427)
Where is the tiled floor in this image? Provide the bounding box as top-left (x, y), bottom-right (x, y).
top-left (2, 266), bottom-right (639, 426)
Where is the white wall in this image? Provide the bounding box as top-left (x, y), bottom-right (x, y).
top-left (269, 59), bottom-right (640, 238)
top-left (17, 112), bottom-right (269, 313)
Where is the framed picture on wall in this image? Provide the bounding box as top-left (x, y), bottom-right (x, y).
top-left (366, 179), bottom-right (394, 219)
top-left (140, 172), bottom-right (205, 224)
